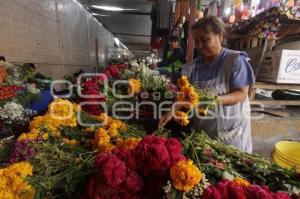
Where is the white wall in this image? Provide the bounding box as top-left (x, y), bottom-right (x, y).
top-left (0, 0), bottom-right (116, 80)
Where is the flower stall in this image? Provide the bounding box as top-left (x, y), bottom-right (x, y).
top-left (0, 62), bottom-right (299, 199)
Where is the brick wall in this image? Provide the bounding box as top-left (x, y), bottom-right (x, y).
top-left (0, 0), bottom-right (115, 80)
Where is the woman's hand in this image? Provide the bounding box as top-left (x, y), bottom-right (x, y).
top-left (158, 111), bottom-right (173, 129)
top-left (158, 103), bottom-right (189, 128)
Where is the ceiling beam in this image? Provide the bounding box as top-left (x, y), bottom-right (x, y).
top-left (114, 32), bottom-right (151, 37)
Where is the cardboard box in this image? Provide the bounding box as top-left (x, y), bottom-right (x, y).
top-left (257, 50), bottom-right (300, 84)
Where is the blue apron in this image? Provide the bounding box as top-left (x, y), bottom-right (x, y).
top-left (182, 50), bottom-right (252, 153)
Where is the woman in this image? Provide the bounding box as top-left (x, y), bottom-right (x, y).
top-left (159, 16), bottom-right (255, 153)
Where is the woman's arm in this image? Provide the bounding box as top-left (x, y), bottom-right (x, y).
top-left (217, 86), bottom-right (249, 106)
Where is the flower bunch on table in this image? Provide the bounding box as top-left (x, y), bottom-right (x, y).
top-left (82, 135), bottom-right (203, 199)
top-left (0, 101), bottom-right (35, 125)
top-left (0, 162), bottom-right (35, 199)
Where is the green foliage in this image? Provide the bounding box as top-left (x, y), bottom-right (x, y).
top-left (181, 131), bottom-right (300, 193)
top-left (27, 137), bottom-right (97, 199)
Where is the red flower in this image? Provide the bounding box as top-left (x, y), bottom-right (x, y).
top-left (215, 180), bottom-right (230, 199)
top-left (102, 155), bottom-right (127, 188)
top-left (273, 192), bottom-right (291, 199)
top-left (112, 148), bottom-right (137, 170)
top-left (202, 185), bottom-right (222, 199)
top-left (245, 185), bottom-right (273, 199)
top-left (135, 135), bottom-right (170, 177)
top-left (165, 138), bottom-right (186, 165)
top-left (125, 169), bottom-right (144, 192)
top-left (95, 153), bottom-right (111, 169)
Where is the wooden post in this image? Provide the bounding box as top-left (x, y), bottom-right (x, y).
top-left (187, 0), bottom-right (196, 62)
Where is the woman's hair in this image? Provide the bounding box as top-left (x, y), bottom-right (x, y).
top-left (191, 16), bottom-right (226, 35)
top-left (169, 35), bottom-right (179, 42)
top-left (0, 56), bottom-right (5, 62)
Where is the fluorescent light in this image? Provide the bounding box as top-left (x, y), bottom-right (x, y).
top-left (92, 13), bottom-right (110, 17)
top-left (114, 37), bottom-right (120, 46)
top-left (91, 5), bottom-right (138, 11)
top-left (225, 7), bottom-right (231, 16)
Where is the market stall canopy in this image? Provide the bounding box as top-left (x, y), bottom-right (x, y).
top-left (79, 0), bottom-right (152, 57)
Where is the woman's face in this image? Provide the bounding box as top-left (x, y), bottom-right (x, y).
top-left (193, 28), bottom-right (223, 60)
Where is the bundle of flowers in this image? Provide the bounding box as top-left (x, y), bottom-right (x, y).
top-left (0, 85), bottom-right (24, 100)
top-left (82, 135), bottom-right (201, 199)
top-left (103, 63), bottom-right (127, 80)
top-left (8, 138), bottom-right (42, 164)
top-left (0, 161), bottom-right (35, 199)
top-left (181, 132), bottom-right (300, 196)
top-left (202, 179), bottom-right (291, 199)
top-left (0, 101), bottom-right (36, 139)
top-left (80, 75), bottom-right (107, 115)
top-left (82, 148), bottom-right (142, 199)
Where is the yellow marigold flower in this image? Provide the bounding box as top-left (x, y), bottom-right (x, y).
top-left (18, 128), bottom-right (40, 141)
top-left (170, 160), bottom-right (202, 192)
top-left (116, 138), bottom-right (141, 150)
top-left (177, 76), bottom-right (190, 88)
top-left (175, 111), bottom-right (189, 126)
top-left (177, 86), bottom-right (199, 108)
top-left (233, 177), bottom-right (250, 187)
top-left (48, 98), bottom-right (75, 117)
top-left (63, 138), bottom-right (79, 145)
top-left (94, 128), bottom-right (110, 149)
top-left (98, 143), bottom-right (115, 153)
top-left (0, 162), bottom-right (35, 199)
top-left (128, 79), bottom-right (142, 94)
top-left (30, 115), bottom-right (48, 129)
top-left (107, 122), bottom-right (119, 137)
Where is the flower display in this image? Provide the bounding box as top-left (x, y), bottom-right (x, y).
top-left (170, 160), bottom-right (202, 192)
top-left (128, 78), bottom-right (142, 94)
top-left (0, 162), bottom-right (35, 199)
top-left (175, 111), bottom-right (190, 126)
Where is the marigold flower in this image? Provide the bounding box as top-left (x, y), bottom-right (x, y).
top-left (107, 122), bottom-right (119, 137)
top-left (63, 138), bottom-right (79, 145)
top-left (177, 76), bottom-right (190, 88)
top-left (116, 138), bottom-right (141, 150)
top-left (175, 111), bottom-right (189, 126)
top-left (128, 79), bottom-right (142, 94)
top-left (170, 160), bottom-right (202, 192)
top-left (233, 177), bottom-right (250, 187)
top-left (0, 162), bottom-right (35, 199)
top-left (177, 86), bottom-right (199, 108)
